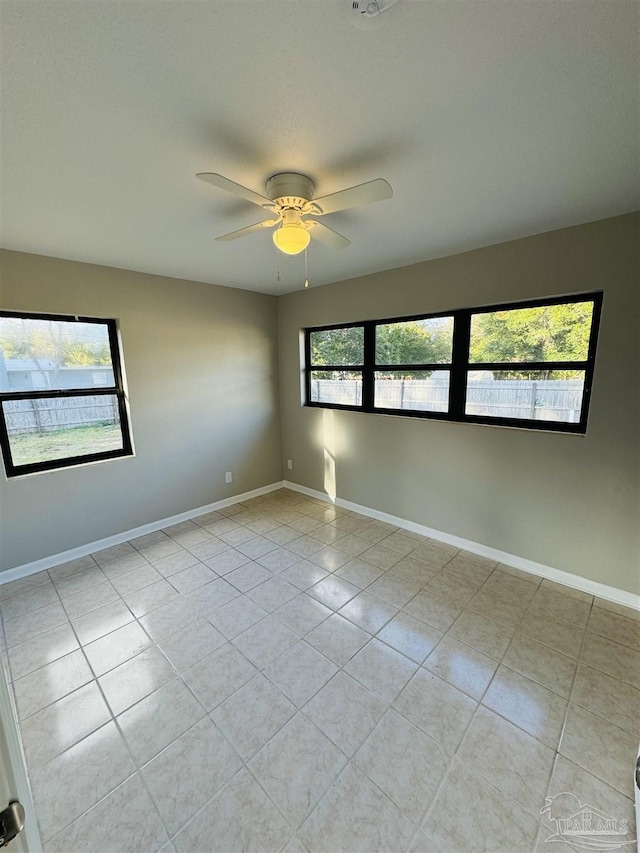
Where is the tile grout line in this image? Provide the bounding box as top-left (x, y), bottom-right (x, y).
top-left (12, 561), bottom-right (240, 847)
top-left (421, 569), bottom-right (546, 826)
top-left (46, 576), bottom-right (201, 848)
top-left (60, 581), bottom-right (159, 838)
top-left (15, 577), bottom-right (140, 847)
top-left (531, 593), bottom-right (596, 852)
top-left (417, 568), bottom-right (556, 842)
top-left (1, 489), bottom-right (636, 851)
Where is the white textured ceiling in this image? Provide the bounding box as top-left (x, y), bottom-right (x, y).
top-left (1, 1), bottom-right (638, 295)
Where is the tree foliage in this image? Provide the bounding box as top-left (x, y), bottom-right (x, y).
top-left (469, 302), bottom-right (593, 379)
top-left (310, 326), bottom-right (364, 366)
top-left (311, 320), bottom-right (452, 378)
top-left (309, 303), bottom-right (594, 382)
top-left (0, 319), bottom-right (111, 368)
top-left (375, 321), bottom-right (452, 366)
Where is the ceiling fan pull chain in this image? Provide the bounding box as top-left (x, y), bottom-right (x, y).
top-left (276, 240), bottom-right (281, 282)
top-left (304, 247), bottom-right (309, 289)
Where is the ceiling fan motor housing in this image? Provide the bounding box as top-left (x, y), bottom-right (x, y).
top-left (266, 173), bottom-right (315, 208)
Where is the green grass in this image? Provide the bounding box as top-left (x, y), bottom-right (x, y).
top-left (10, 422), bottom-right (123, 466)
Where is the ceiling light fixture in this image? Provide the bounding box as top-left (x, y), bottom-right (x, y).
top-left (196, 171), bottom-right (393, 257)
top-left (272, 210), bottom-right (311, 256)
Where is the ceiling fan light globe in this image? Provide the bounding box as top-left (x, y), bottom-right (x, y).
top-left (273, 225), bottom-right (310, 255)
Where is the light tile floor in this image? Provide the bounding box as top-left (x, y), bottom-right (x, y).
top-left (1, 488), bottom-right (638, 852)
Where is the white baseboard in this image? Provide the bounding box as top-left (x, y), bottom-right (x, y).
top-left (283, 480), bottom-right (640, 611)
top-left (0, 481), bottom-right (285, 586)
top-left (4, 477), bottom-right (637, 611)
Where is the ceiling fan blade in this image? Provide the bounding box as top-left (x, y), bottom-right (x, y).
top-left (196, 173), bottom-right (273, 207)
top-left (313, 178), bottom-right (393, 215)
top-left (216, 220), bottom-right (278, 242)
top-left (307, 220), bottom-right (351, 249)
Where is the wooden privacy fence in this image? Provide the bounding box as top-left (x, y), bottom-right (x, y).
top-left (375, 379), bottom-right (449, 412)
top-left (466, 380), bottom-right (583, 421)
top-left (4, 396), bottom-right (119, 434)
top-left (312, 378), bottom-right (584, 422)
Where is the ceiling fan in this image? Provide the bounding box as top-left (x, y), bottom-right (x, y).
top-left (196, 171), bottom-right (393, 255)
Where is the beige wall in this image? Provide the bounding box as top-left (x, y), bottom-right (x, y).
top-left (0, 250), bottom-right (282, 572)
top-left (1, 214), bottom-right (638, 593)
top-left (278, 214), bottom-right (640, 595)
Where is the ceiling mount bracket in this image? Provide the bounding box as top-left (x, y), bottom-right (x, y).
top-left (266, 173), bottom-right (315, 206)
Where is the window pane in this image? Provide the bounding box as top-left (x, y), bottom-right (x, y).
top-left (0, 317), bottom-right (114, 391)
top-left (375, 371), bottom-right (449, 412)
top-left (376, 317), bottom-right (453, 365)
top-left (465, 371), bottom-right (585, 423)
top-left (310, 327), bottom-right (364, 366)
top-left (3, 395), bottom-right (124, 466)
top-left (469, 301), bottom-right (594, 364)
top-left (310, 371), bottom-right (362, 406)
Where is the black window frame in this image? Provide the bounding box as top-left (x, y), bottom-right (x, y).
top-left (0, 310), bottom-right (133, 477)
top-left (304, 291), bottom-right (603, 435)
top-left (305, 323), bottom-right (366, 410)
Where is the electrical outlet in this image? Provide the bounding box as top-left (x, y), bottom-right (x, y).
top-left (287, 459), bottom-right (293, 470)
top-left (225, 472), bottom-right (232, 484)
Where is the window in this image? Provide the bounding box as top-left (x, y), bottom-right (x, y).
top-left (374, 316), bottom-right (454, 413)
top-left (304, 292), bottom-right (602, 434)
top-left (308, 325), bottom-right (364, 407)
top-left (0, 311), bottom-right (133, 476)
top-left (465, 300), bottom-right (596, 425)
